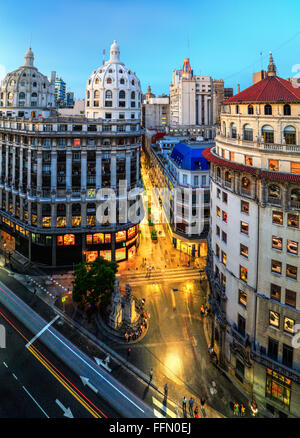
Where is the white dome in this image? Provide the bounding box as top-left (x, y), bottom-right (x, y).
top-left (0, 48), bottom-right (56, 117)
top-left (85, 40), bottom-right (141, 120)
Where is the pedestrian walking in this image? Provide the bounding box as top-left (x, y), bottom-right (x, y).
top-left (188, 397), bottom-right (194, 416)
top-left (149, 368), bottom-right (153, 382)
top-left (127, 347), bottom-right (131, 359)
top-left (164, 383), bottom-right (168, 396)
top-left (234, 402), bottom-right (239, 416)
top-left (200, 397), bottom-right (206, 407)
top-left (240, 403), bottom-right (245, 417)
top-left (182, 396), bottom-right (187, 413)
top-left (194, 406), bottom-right (199, 418)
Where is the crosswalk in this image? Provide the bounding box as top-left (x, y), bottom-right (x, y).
top-left (152, 396), bottom-right (179, 418)
top-left (118, 267), bottom-right (201, 286)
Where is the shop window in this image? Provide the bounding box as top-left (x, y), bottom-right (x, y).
top-left (240, 243), bottom-right (248, 258)
top-left (284, 317), bottom-right (295, 334)
top-left (287, 213), bottom-right (299, 228)
top-left (127, 226), bottom-right (136, 239)
top-left (57, 216), bottom-right (66, 227)
top-left (93, 233), bottom-right (104, 244)
top-left (272, 211), bottom-right (283, 225)
top-left (269, 160), bottom-right (279, 171)
top-left (291, 162), bottom-right (300, 174)
top-left (287, 240), bottom-right (298, 255)
top-left (271, 259), bottom-right (282, 275)
top-left (64, 234), bottom-right (75, 245)
top-left (238, 290), bottom-right (247, 307)
top-left (105, 234), bottom-right (111, 243)
top-left (87, 215), bottom-right (96, 227)
top-left (240, 221), bottom-right (249, 234)
top-left (240, 265), bottom-right (248, 283)
top-left (72, 216), bottom-right (81, 227)
top-left (241, 200), bottom-right (249, 214)
top-left (266, 369), bottom-right (291, 408)
top-left (272, 236), bottom-right (282, 251)
top-left (57, 236), bottom-right (64, 246)
top-left (286, 264), bottom-right (297, 280)
top-left (270, 284), bottom-right (281, 302)
top-left (269, 310), bottom-right (280, 328)
top-left (115, 248), bottom-right (126, 261)
top-left (86, 251), bottom-right (98, 263)
top-left (116, 230), bottom-right (126, 242)
top-left (100, 250), bottom-right (111, 261)
top-left (285, 289), bottom-right (296, 308)
top-left (86, 235), bottom-right (93, 245)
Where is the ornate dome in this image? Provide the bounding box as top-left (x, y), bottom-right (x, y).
top-left (85, 40), bottom-right (142, 120)
top-left (0, 48), bottom-right (56, 117)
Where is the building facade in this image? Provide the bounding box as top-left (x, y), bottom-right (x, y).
top-left (0, 42), bottom-right (142, 269)
top-left (204, 53), bottom-right (300, 417)
top-left (55, 77), bottom-right (66, 105)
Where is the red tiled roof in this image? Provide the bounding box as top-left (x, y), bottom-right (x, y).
top-left (225, 75), bottom-right (300, 103)
top-left (202, 147), bottom-right (300, 183)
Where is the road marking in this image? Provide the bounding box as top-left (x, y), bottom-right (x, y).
top-left (55, 399), bottom-right (74, 418)
top-left (152, 397), bottom-right (177, 418)
top-left (22, 385), bottom-right (49, 418)
top-left (25, 315), bottom-right (60, 348)
top-left (12, 373), bottom-right (18, 380)
top-left (3, 361), bottom-right (8, 368)
top-left (80, 376), bottom-right (98, 393)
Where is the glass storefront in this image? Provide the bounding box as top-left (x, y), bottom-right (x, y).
top-left (266, 369), bottom-right (291, 409)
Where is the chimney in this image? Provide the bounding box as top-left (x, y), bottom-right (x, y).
top-left (237, 84), bottom-right (240, 93)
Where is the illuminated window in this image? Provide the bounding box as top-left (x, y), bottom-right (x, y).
top-left (240, 221), bottom-right (248, 234)
top-left (287, 213), bottom-right (299, 228)
top-left (241, 200), bottom-right (249, 214)
top-left (287, 240), bottom-right (298, 255)
top-left (86, 251), bottom-right (98, 263)
top-left (271, 259), bottom-right (282, 275)
top-left (216, 206), bottom-right (221, 217)
top-left (105, 234), bottom-right (111, 243)
top-left (229, 151), bottom-right (235, 161)
top-left (72, 216), bottom-right (81, 227)
top-left (93, 233), bottom-right (104, 244)
top-left (240, 265), bottom-right (248, 283)
top-left (222, 211), bottom-right (227, 223)
top-left (115, 248), bottom-right (126, 261)
top-left (272, 236), bottom-right (282, 251)
top-left (42, 217), bottom-right (51, 228)
top-left (238, 290), bottom-right (247, 307)
top-left (31, 214), bottom-right (37, 226)
top-left (266, 369), bottom-right (291, 408)
top-left (86, 235), bottom-right (93, 245)
top-left (87, 215), bottom-right (96, 226)
top-left (285, 289), bottom-right (296, 308)
top-left (272, 211), bottom-right (283, 225)
top-left (116, 230), bottom-right (126, 242)
top-left (269, 310), bottom-right (280, 328)
top-left (221, 251), bottom-right (227, 265)
top-left (269, 160), bottom-right (279, 171)
top-left (270, 284), bottom-right (281, 302)
top-left (57, 216), bottom-right (66, 227)
top-left (291, 162), bottom-right (300, 174)
top-left (57, 236), bottom-right (64, 246)
top-left (73, 138), bottom-right (80, 146)
top-left (216, 244), bottom-right (220, 258)
top-left (100, 250), bottom-right (111, 261)
top-left (245, 155), bottom-right (253, 166)
top-left (64, 234), bottom-right (75, 245)
top-left (127, 226), bottom-right (136, 239)
top-left (240, 244), bottom-right (248, 258)
top-left (286, 264), bottom-right (297, 280)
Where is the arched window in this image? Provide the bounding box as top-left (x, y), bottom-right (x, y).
top-left (31, 92), bottom-right (37, 97)
top-left (231, 123), bottom-right (237, 139)
top-left (87, 91), bottom-right (90, 99)
top-left (225, 171), bottom-right (232, 183)
top-left (262, 125), bottom-right (274, 143)
top-left (95, 78), bottom-right (100, 84)
top-left (10, 79), bottom-right (15, 86)
top-left (291, 188), bottom-right (300, 206)
top-left (248, 104), bottom-right (254, 115)
top-left (105, 90), bottom-right (112, 99)
top-left (243, 124), bottom-right (253, 141)
top-left (284, 104), bottom-right (291, 115)
top-left (284, 125), bottom-right (296, 145)
top-left (268, 185), bottom-right (281, 199)
top-left (120, 78), bottom-right (125, 84)
top-left (7, 92), bottom-right (13, 105)
top-left (131, 79), bottom-right (135, 85)
top-left (241, 177), bottom-right (251, 190)
top-left (217, 167), bottom-right (221, 178)
top-left (131, 91), bottom-right (135, 99)
top-left (19, 92), bottom-right (25, 100)
top-left (106, 77), bottom-right (112, 84)
top-left (32, 82), bottom-right (37, 87)
top-left (264, 104), bottom-right (272, 115)
top-left (119, 90), bottom-right (125, 99)
top-left (94, 90), bottom-right (99, 98)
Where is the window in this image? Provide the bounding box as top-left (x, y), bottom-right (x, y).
top-left (216, 206), bottom-right (221, 217)
top-left (284, 126), bottom-right (296, 145)
top-left (183, 174), bottom-right (187, 185)
top-left (286, 264), bottom-right (297, 280)
top-left (235, 105), bottom-right (239, 114)
top-left (284, 317), bottom-right (295, 334)
top-left (268, 185), bottom-right (281, 199)
top-left (194, 175), bottom-right (199, 186)
top-left (243, 124), bottom-right (253, 141)
top-left (229, 151), bottom-right (235, 161)
top-left (238, 290), bottom-right (247, 307)
top-left (271, 284), bottom-right (281, 301)
top-left (291, 162), bottom-right (300, 174)
top-left (262, 125), bottom-right (274, 143)
top-left (266, 369), bottom-right (291, 408)
top-left (287, 213), bottom-right (299, 228)
top-left (216, 244), bottom-right (220, 259)
top-left (287, 240), bottom-right (298, 255)
top-left (271, 259), bottom-right (282, 274)
top-left (106, 78), bottom-right (112, 84)
top-left (272, 211), bottom-right (283, 225)
top-left (221, 251), bottom-right (227, 265)
top-left (237, 314), bottom-right (246, 337)
top-left (231, 123), bottom-right (237, 138)
top-left (222, 211), bottom-right (227, 223)
top-left (264, 104), bottom-right (272, 115)
top-left (272, 236), bottom-right (282, 251)
top-left (248, 104), bottom-right (254, 115)
top-left (221, 273), bottom-right (226, 285)
top-left (217, 188), bottom-right (221, 199)
top-left (269, 310), bottom-right (280, 328)
top-left (222, 192), bottom-right (228, 203)
top-left (245, 155), bottom-right (253, 166)
top-left (241, 177), bottom-right (251, 191)
top-left (240, 265), bottom-right (248, 283)
top-left (240, 221), bottom-right (249, 234)
top-left (201, 175), bottom-right (206, 186)
top-left (222, 231), bottom-right (227, 243)
top-left (240, 243), bottom-right (248, 258)
top-left (282, 345), bottom-right (293, 368)
top-left (105, 90), bottom-right (112, 99)
top-left (216, 225), bottom-right (220, 236)
top-left (241, 200), bottom-right (249, 214)
top-left (269, 160), bottom-right (279, 171)
top-left (285, 289), bottom-right (296, 308)
top-left (284, 104), bottom-right (291, 116)
top-left (268, 338), bottom-right (278, 361)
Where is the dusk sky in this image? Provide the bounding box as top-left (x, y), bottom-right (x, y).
top-left (1, 0), bottom-right (300, 99)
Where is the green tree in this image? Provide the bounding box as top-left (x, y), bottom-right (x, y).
top-left (72, 256), bottom-right (118, 306)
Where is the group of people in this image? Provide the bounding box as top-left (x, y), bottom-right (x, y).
top-left (124, 303), bottom-right (149, 342)
top-left (182, 396), bottom-right (206, 418)
top-left (200, 304), bottom-right (210, 316)
top-left (233, 402), bottom-right (246, 417)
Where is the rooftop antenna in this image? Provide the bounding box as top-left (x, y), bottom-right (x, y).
top-left (29, 32), bottom-right (32, 48)
top-left (187, 34), bottom-right (190, 59)
top-left (260, 51), bottom-right (263, 71)
top-left (102, 49), bottom-right (105, 65)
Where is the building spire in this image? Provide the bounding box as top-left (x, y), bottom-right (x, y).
top-left (24, 47), bottom-right (34, 67)
top-left (182, 58), bottom-right (192, 79)
top-left (267, 51), bottom-right (276, 77)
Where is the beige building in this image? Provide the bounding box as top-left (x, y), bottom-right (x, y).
top-left (142, 87), bottom-right (170, 129)
top-left (204, 53), bottom-right (300, 418)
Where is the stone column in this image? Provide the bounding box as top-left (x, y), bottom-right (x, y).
top-left (96, 150), bottom-right (102, 190)
top-left (27, 149), bottom-right (31, 190)
top-left (110, 151), bottom-right (117, 191)
top-left (198, 95), bottom-right (202, 125)
top-left (12, 146), bottom-right (16, 188)
top-left (204, 95), bottom-right (209, 126)
top-left (66, 150), bottom-right (72, 191)
top-left (81, 150), bottom-right (87, 190)
top-left (0, 144), bottom-right (2, 184)
top-left (51, 150), bottom-right (57, 191)
top-left (66, 203), bottom-right (72, 227)
top-left (5, 145), bottom-right (9, 184)
top-left (51, 234), bottom-right (56, 267)
top-left (136, 147), bottom-right (140, 185)
top-left (51, 203), bottom-right (57, 229)
top-left (81, 202), bottom-right (87, 227)
top-left (37, 150), bottom-right (43, 191)
top-left (126, 151), bottom-right (131, 189)
top-left (19, 148), bottom-right (23, 190)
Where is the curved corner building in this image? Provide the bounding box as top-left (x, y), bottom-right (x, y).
top-left (203, 53), bottom-right (300, 417)
top-left (0, 42), bottom-right (142, 268)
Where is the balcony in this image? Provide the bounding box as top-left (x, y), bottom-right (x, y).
top-left (231, 323), bottom-right (249, 347)
top-left (268, 196), bottom-right (282, 206)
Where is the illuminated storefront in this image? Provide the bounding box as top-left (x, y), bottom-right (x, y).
top-left (266, 369), bottom-right (291, 409)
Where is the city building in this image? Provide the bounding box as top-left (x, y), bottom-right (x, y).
top-left (55, 77), bottom-right (66, 105)
top-left (142, 90), bottom-right (170, 129)
top-left (66, 91), bottom-right (75, 107)
top-left (224, 87), bottom-right (234, 100)
top-left (58, 99), bottom-right (85, 117)
top-left (0, 42), bottom-right (142, 269)
top-left (204, 53), bottom-right (300, 417)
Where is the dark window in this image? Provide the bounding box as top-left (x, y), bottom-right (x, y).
top-left (237, 314), bottom-right (246, 337)
top-left (284, 104), bottom-right (291, 116)
top-left (282, 345), bottom-right (293, 368)
top-left (264, 104), bottom-right (272, 115)
top-left (285, 289), bottom-right (296, 308)
top-left (270, 284), bottom-right (281, 301)
top-left (222, 231), bottom-right (227, 243)
top-left (268, 338), bottom-right (278, 361)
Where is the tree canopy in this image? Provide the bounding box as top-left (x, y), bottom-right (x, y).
top-left (72, 256), bottom-right (118, 306)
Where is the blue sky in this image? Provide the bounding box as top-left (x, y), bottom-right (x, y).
top-left (1, 0), bottom-right (300, 99)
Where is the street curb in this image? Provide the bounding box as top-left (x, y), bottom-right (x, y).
top-left (53, 306), bottom-right (159, 392)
